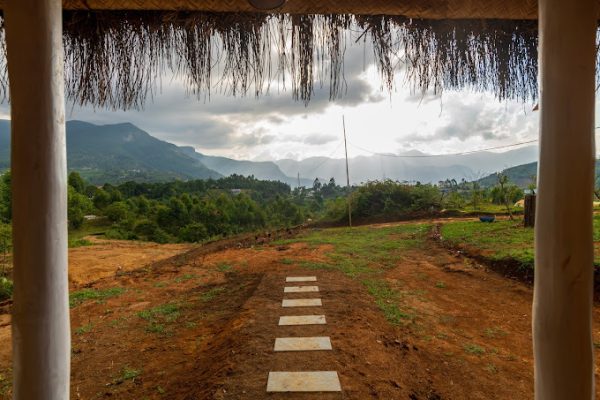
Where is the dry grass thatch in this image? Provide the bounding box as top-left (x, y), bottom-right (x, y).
top-left (1, 11), bottom-right (543, 109)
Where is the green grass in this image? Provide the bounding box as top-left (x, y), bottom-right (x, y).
top-left (274, 224), bottom-right (429, 326)
top-left (484, 326), bottom-right (507, 339)
top-left (174, 274), bottom-right (196, 283)
top-left (75, 323), bottom-right (93, 335)
top-left (200, 287), bottom-right (225, 302)
top-left (464, 343), bottom-right (486, 355)
top-left (363, 279), bottom-right (414, 325)
top-left (69, 287), bottom-right (126, 308)
top-left (216, 263), bottom-right (232, 272)
top-left (116, 366), bottom-right (141, 383)
top-left (68, 218), bottom-right (111, 247)
top-left (442, 215), bottom-right (600, 269)
top-left (138, 303), bottom-right (181, 335)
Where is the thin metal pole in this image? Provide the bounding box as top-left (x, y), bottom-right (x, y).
top-left (343, 116), bottom-right (352, 227)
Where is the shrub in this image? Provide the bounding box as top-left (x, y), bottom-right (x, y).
top-left (0, 277), bottom-right (13, 301)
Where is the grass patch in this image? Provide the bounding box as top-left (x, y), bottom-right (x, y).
top-left (70, 287), bottom-right (125, 308)
top-left (280, 258), bottom-right (295, 265)
top-left (153, 281), bottom-right (168, 288)
top-left (484, 326), bottom-right (507, 339)
top-left (75, 323), bottom-right (93, 335)
top-left (115, 366), bottom-right (141, 384)
top-left (138, 303), bottom-right (181, 335)
top-left (363, 279), bottom-right (413, 325)
top-left (200, 287), bottom-right (225, 302)
top-left (68, 238), bottom-right (93, 248)
top-left (464, 343), bottom-right (486, 355)
top-left (441, 219), bottom-right (534, 268)
top-left (174, 274), bottom-right (196, 283)
top-left (435, 281), bottom-right (446, 289)
top-left (217, 263), bottom-right (232, 272)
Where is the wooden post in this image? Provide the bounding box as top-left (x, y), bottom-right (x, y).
top-left (534, 1), bottom-right (596, 399)
top-left (524, 194), bottom-right (536, 228)
top-left (5, 0), bottom-right (70, 399)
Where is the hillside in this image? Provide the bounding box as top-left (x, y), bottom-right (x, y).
top-left (0, 120), bottom-right (223, 184)
top-left (178, 146), bottom-right (306, 186)
top-left (477, 160), bottom-right (600, 187)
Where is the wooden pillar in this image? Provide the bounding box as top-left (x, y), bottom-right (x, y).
top-left (5, 0), bottom-right (70, 399)
top-left (534, 1), bottom-right (597, 399)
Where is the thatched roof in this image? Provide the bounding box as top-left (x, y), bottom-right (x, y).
top-left (0, 2), bottom-right (552, 109)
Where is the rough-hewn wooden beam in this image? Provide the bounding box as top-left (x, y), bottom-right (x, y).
top-left (0, 0), bottom-right (542, 19)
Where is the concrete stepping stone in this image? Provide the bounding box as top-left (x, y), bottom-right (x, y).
top-left (282, 298), bottom-right (322, 307)
top-left (274, 337), bottom-right (332, 351)
top-left (284, 286), bottom-right (319, 293)
top-left (278, 315), bottom-right (326, 325)
top-left (267, 371), bottom-right (342, 392)
top-left (286, 276), bottom-right (317, 282)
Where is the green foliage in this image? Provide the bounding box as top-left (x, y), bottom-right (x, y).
top-left (68, 186), bottom-right (93, 229)
top-left (0, 171), bottom-right (10, 223)
top-left (68, 172), bottom-right (86, 194)
top-left (0, 277), bottom-right (13, 301)
top-left (327, 180), bottom-right (442, 223)
top-left (69, 287), bottom-right (126, 308)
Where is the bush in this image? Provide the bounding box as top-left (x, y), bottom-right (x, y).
top-left (0, 277), bottom-right (13, 301)
top-left (180, 223), bottom-right (209, 242)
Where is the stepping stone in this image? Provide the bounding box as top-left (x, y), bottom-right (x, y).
top-left (286, 276), bottom-right (317, 282)
top-left (278, 315), bottom-right (326, 325)
top-left (282, 298), bottom-right (322, 307)
top-left (274, 337), bottom-right (332, 351)
top-left (284, 286), bottom-right (319, 293)
top-left (267, 371), bottom-right (342, 392)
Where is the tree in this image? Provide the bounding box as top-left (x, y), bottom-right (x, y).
top-left (67, 186), bottom-right (93, 229)
top-left (494, 173), bottom-right (523, 220)
top-left (68, 172), bottom-right (86, 194)
top-left (470, 182), bottom-right (483, 211)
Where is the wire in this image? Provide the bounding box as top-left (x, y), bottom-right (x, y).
top-left (348, 139), bottom-right (539, 158)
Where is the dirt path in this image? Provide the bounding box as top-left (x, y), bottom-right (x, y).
top-left (2, 226), bottom-right (600, 399)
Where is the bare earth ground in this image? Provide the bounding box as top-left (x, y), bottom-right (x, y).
top-left (1, 224), bottom-right (600, 399)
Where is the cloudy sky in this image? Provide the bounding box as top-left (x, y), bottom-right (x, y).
top-left (0, 39), bottom-right (580, 162)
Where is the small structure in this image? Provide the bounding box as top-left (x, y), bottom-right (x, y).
top-left (1, 1), bottom-right (596, 399)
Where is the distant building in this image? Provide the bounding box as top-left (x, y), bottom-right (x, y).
top-left (230, 189), bottom-right (242, 196)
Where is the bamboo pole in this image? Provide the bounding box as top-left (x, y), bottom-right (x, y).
top-left (534, 0), bottom-right (596, 398)
top-left (5, 0), bottom-right (70, 398)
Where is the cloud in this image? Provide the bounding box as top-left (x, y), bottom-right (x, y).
top-left (402, 92), bottom-right (536, 144)
top-left (303, 133), bottom-right (338, 145)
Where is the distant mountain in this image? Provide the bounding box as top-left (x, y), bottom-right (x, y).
top-left (178, 146), bottom-right (308, 187)
top-left (477, 160), bottom-right (600, 188)
top-left (0, 120), bottom-right (223, 184)
top-left (0, 119), bottom-right (542, 186)
top-left (275, 146), bottom-right (538, 185)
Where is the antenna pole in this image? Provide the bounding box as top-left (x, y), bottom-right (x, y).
top-left (297, 171), bottom-right (301, 188)
top-left (343, 115), bottom-right (352, 227)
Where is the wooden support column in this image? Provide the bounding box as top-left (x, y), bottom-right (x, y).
top-left (5, 0), bottom-right (70, 399)
top-left (534, 0), bottom-right (597, 399)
